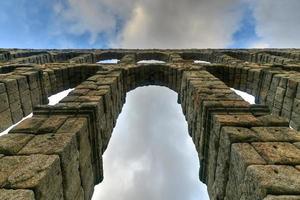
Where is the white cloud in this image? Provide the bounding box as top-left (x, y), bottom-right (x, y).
top-left (53, 0), bottom-right (300, 48)
top-left (53, 0), bottom-right (137, 44)
top-left (54, 0), bottom-right (243, 48)
top-left (118, 0), bottom-right (243, 48)
top-left (249, 0), bottom-right (300, 48)
top-left (249, 41), bottom-right (270, 49)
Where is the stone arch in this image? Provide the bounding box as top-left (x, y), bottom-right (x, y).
top-left (136, 52), bottom-right (170, 63)
top-left (179, 52), bottom-right (212, 63)
top-left (204, 62), bottom-right (300, 129)
top-left (94, 84), bottom-right (207, 199)
top-left (94, 51), bottom-right (126, 63)
top-left (0, 49), bottom-right (300, 200)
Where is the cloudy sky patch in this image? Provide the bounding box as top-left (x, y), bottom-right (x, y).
top-left (0, 0), bottom-right (299, 48)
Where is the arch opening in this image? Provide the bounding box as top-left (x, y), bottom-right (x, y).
top-left (180, 52), bottom-right (212, 63)
top-left (230, 88), bottom-right (255, 104)
top-left (194, 60), bottom-right (211, 64)
top-left (92, 86), bottom-right (209, 200)
top-left (97, 59), bottom-right (120, 64)
top-left (0, 88), bottom-right (74, 136)
top-left (136, 52), bottom-right (170, 63)
top-left (137, 59), bottom-right (166, 64)
top-left (94, 52), bottom-right (125, 64)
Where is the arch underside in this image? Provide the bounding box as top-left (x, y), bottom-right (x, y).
top-left (0, 49), bottom-right (300, 200)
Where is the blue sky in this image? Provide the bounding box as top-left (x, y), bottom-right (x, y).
top-left (0, 0), bottom-right (108, 48)
top-left (230, 5), bottom-right (259, 48)
top-left (1, 0), bottom-right (298, 49)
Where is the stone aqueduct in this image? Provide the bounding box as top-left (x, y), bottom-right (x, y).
top-left (0, 49), bottom-right (300, 200)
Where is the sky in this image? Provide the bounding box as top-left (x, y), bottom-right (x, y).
top-left (0, 1), bottom-right (299, 200)
top-left (0, 0), bottom-right (300, 49)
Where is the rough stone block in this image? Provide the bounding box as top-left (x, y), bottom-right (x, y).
top-left (0, 93), bottom-right (10, 113)
top-left (0, 154), bottom-right (63, 200)
top-left (212, 114), bottom-right (261, 128)
top-left (70, 88), bottom-right (90, 96)
top-left (10, 100), bottom-right (23, 123)
top-left (209, 127), bottom-right (259, 199)
top-left (203, 113), bottom-right (261, 160)
top-left (0, 79), bottom-right (18, 95)
top-left (252, 142), bottom-right (300, 165)
top-left (11, 75), bottom-right (29, 91)
top-left (263, 195), bottom-right (300, 200)
top-left (0, 189), bottom-right (35, 200)
top-left (21, 72), bottom-right (39, 90)
top-left (241, 165), bottom-right (300, 200)
top-left (0, 109), bottom-right (13, 132)
top-left (58, 117), bottom-right (95, 200)
top-left (18, 133), bottom-right (82, 200)
top-left (77, 95), bottom-right (103, 102)
top-left (7, 91), bottom-right (20, 105)
top-left (10, 117), bottom-right (46, 134)
top-left (225, 143), bottom-right (265, 200)
top-left (291, 112), bottom-right (300, 130)
top-left (0, 83), bottom-right (6, 94)
top-left (293, 98), bottom-right (300, 114)
top-left (251, 127), bottom-right (300, 142)
top-left (0, 134), bottom-right (34, 155)
top-left (37, 115), bottom-right (68, 133)
top-left (257, 115), bottom-right (289, 126)
top-left (30, 88), bottom-right (41, 107)
top-left (19, 90), bottom-right (32, 116)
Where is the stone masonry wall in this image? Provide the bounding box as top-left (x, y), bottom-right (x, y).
top-left (0, 49), bottom-right (300, 200)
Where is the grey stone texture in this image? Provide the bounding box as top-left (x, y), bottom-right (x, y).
top-left (0, 49), bottom-right (300, 199)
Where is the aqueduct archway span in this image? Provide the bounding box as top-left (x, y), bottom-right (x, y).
top-left (92, 85), bottom-right (209, 199)
top-left (0, 49), bottom-right (300, 200)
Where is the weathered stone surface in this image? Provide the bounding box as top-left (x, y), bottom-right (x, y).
top-left (0, 109), bottom-right (13, 132)
top-left (19, 90), bottom-right (32, 116)
top-left (0, 93), bottom-right (10, 113)
top-left (242, 165), bottom-right (300, 200)
top-left (252, 142), bottom-right (300, 165)
top-left (205, 113), bottom-right (261, 189)
top-left (263, 195), bottom-right (300, 200)
top-left (37, 115), bottom-right (67, 133)
top-left (251, 127), bottom-right (300, 142)
top-left (10, 100), bottom-right (23, 123)
top-left (0, 189), bottom-right (35, 200)
top-left (0, 154), bottom-right (63, 200)
top-left (0, 134), bottom-right (34, 155)
top-left (58, 117), bottom-right (95, 200)
top-left (210, 127), bottom-right (260, 199)
top-left (10, 117), bottom-right (46, 134)
top-left (225, 143), bottom-right (266, 200)
top-left (18, 133), bottom-right (82, 200)
top-left (0, 83), bottom-right (6, 94)
top-left (257, 115), bottom-right (289, 126)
